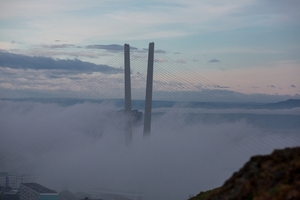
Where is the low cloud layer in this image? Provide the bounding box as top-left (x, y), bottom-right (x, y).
top-left (209, 59), bottom-right (220, 63)
top-left (0, 51), bottom-right (121, 74)
top-left (86, 44), bottom-right (138, 52)
top-left (1, 100), bottom-right (299, 200)
top-left (38, 44), bottom-right (79, 49)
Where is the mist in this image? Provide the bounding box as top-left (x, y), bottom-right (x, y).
top-left (1, 100), bottom-right (299, 200)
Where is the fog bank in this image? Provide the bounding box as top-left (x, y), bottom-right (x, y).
top-left (1, 100), bottom-right (299, 200)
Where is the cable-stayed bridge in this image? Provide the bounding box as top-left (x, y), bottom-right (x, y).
top-left (92, 43), bottom-right (247, 144)
top-left (79, 43), bottom-right (242, 103)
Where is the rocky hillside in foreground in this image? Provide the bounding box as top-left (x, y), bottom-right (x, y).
top-left (189, 147), bottom-right (300, 200)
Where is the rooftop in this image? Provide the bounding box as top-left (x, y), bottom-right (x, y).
top-left (22, 183), bottom-right (57, 194)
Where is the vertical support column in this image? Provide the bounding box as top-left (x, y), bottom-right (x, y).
top-left (124, 44), bottom-right (132, 145)
top-left (143, 42), bottom-right (154, 136)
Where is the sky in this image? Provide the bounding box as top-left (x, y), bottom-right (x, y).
top-left (0, 0), bottom-right (300, 101)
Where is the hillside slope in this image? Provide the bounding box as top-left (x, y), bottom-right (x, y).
top-left (190, 147), bottom-right (300, 200)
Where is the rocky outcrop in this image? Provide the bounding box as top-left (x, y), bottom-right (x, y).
top-left (190, 147), bottom-right (300, 200)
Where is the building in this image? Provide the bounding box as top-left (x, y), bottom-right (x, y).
top-left (0, 173), bottom-right (15, 189)
top-left (0, 173), bottom-right (8, 187)
top-left (7, 175), bottom-right (17, 189)
top-left (0, 172), bottom-right (35, 189)
top-left (20, 183), bottom-right (58, 200)
top-left (16, 174), bottom-right (36, 188)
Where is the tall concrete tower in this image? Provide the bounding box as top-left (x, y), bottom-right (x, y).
top-left (143, 42), bottom-right (154, 136)
top-left (124, 44), bottom-right (132, 145)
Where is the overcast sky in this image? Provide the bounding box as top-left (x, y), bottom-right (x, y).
top-left (0, 0), bottom-right (300, 100)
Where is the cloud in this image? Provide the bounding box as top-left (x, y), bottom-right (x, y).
top-left (153, 107), bottom-right (300, 116)
top-left (141, 49), bottom-right (167, 54)
top-left (1, 0), bottom-right (298, 44)
top-left (86, 44), bottom-right (138, 53)
top-left (38, 44), bottom-right (79, 49)
top-left (176, 59), bottom-right (187, 64)
top-left (250, 0), bottom-right (300, 23)
top-left (154, 58), bottom-right (168, 63)
top-left (2, 60), bottom-right (300, 102)
top-left (267, 85), bottom-right (276, 88)
top-left (0, 65), bottom-right (127, 99)
top-left (0, 1), bottom-right (256, 44)
top-left (209, 59), bottom-right (220, 63)
top-left (11, 47), bottom-right (107, 59)
top-left (154, 49), bottom-right (167, 54)
top-left (0, 51), bottom-right (121, 74)
top-left (213, 85), bottom-right (230, 89)
top-left (291, 85), bottom-right (296, 88)
top-left (11, 40), bottom-right (24, 44)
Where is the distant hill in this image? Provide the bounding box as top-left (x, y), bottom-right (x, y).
top-left (265, 99), bottom-right (300, 109)
top-left (189, 147), bottom-right (300, 200)
top-left (1, 98), bottom-right (300, 110)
